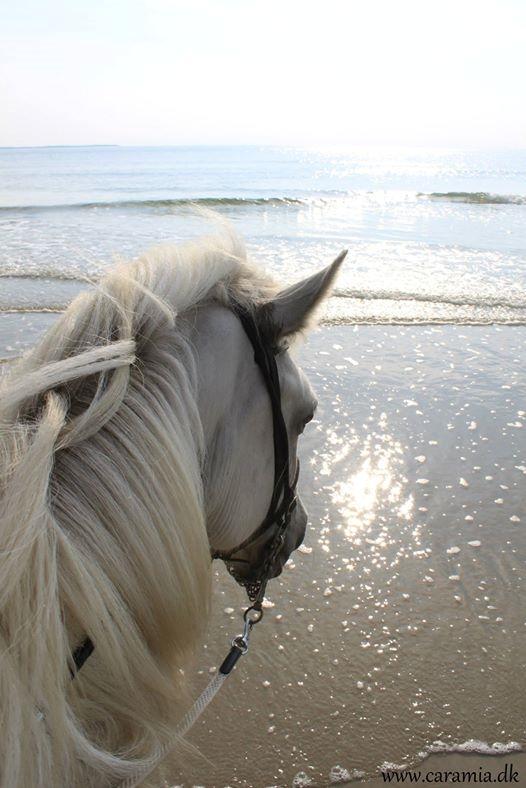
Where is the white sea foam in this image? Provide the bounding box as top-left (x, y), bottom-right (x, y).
top-left (425, 739), bottom-right (523, 756)
top-left (292, 771), bottom-right (313, 787)
top-left (328, 764), bottom-right (367, 783)
top-left (381, 761), bottom-right (408, 771)
top-left (329, 765), bottom-right (351, 783)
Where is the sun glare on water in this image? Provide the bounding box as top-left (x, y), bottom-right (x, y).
top-left (327, 415), bottom-right (414, 548)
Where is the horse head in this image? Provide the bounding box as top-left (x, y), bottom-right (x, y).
top-left (194, 251), bottom-right (345, 589)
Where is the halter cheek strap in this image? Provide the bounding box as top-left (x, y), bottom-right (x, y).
top-left (211, 303), bottom-right (299, 604)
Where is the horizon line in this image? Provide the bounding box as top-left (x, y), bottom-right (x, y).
top-left (2, 142), bottom-right (526, 153)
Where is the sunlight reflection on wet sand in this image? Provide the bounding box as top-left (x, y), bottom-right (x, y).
top-left (175, 324), bottom-right (526, 788)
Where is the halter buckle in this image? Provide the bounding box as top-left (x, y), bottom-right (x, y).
top-left (287, 493), bottom-right (298, 516)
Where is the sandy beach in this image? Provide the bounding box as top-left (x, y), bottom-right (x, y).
top-left (1, 291), bottom-right (524, 788)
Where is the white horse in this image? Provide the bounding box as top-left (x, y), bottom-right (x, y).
top-left (0, 230), bottom-right (343, 787)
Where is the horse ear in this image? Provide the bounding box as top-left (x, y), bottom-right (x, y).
top-left (267, 250), bottom-right (347, 338)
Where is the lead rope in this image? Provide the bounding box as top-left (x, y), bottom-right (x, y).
top-left (117, 605), bottom-right (263, 788)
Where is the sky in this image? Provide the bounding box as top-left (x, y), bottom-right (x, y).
top-left (1, 0), bottom-right (525, 148)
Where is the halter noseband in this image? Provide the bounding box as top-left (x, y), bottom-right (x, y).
top-left (211, 302), bottom-right (299, 605)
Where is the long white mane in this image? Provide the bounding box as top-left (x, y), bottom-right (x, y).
top-left (0, 232), bottom-right (276, 787)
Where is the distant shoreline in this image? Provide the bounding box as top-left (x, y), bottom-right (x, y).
top-left (2, 143), bottom-right (525, 152)
top-left (0, 144), bottom-right (120, 150)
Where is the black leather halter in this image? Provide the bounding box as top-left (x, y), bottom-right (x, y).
top-left (211, 302), bottom-right (299, 605)
top-left (71, 301), bottom-right (297, 675)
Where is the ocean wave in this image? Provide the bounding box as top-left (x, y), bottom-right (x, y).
top-left (420, 191), bottom-right (526, 205)
top-left (2, 191), bottom-right (525, 212)
top-left (0, 306), bottom-right (65, 314)
top-left (0, 196), bottom-right (307, 213)
top-left (2, 272), bottom-right (526, 325)
top-left (324, 316), bottom-right (526, 326)
top-left (4, 304), bottom-right (526, 326)
top-left (0, 267), bottom-right (98, 282)
top-left (4, 274), bottom-right (526, 312)
top-left (333, 287), bottom-right (526, 310)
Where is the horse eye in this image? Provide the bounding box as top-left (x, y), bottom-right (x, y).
top-left (297, 412), bottom-right (314, 435)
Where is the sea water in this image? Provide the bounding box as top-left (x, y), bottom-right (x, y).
top-left (1, 145), bottom-right (526, 363)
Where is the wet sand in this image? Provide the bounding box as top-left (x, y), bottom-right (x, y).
top-left (1, 318), bottom-right (524, 787)
top-left (171, 324), bottom-right (525, 787)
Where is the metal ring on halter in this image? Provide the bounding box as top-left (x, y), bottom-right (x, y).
top-left (243, 605), bottom-right (264, 624)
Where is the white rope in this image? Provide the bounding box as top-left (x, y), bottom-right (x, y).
top-left (116, 607), bottom-right (259, 786)
top-left (117, 671), bottom-right (228, 788)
